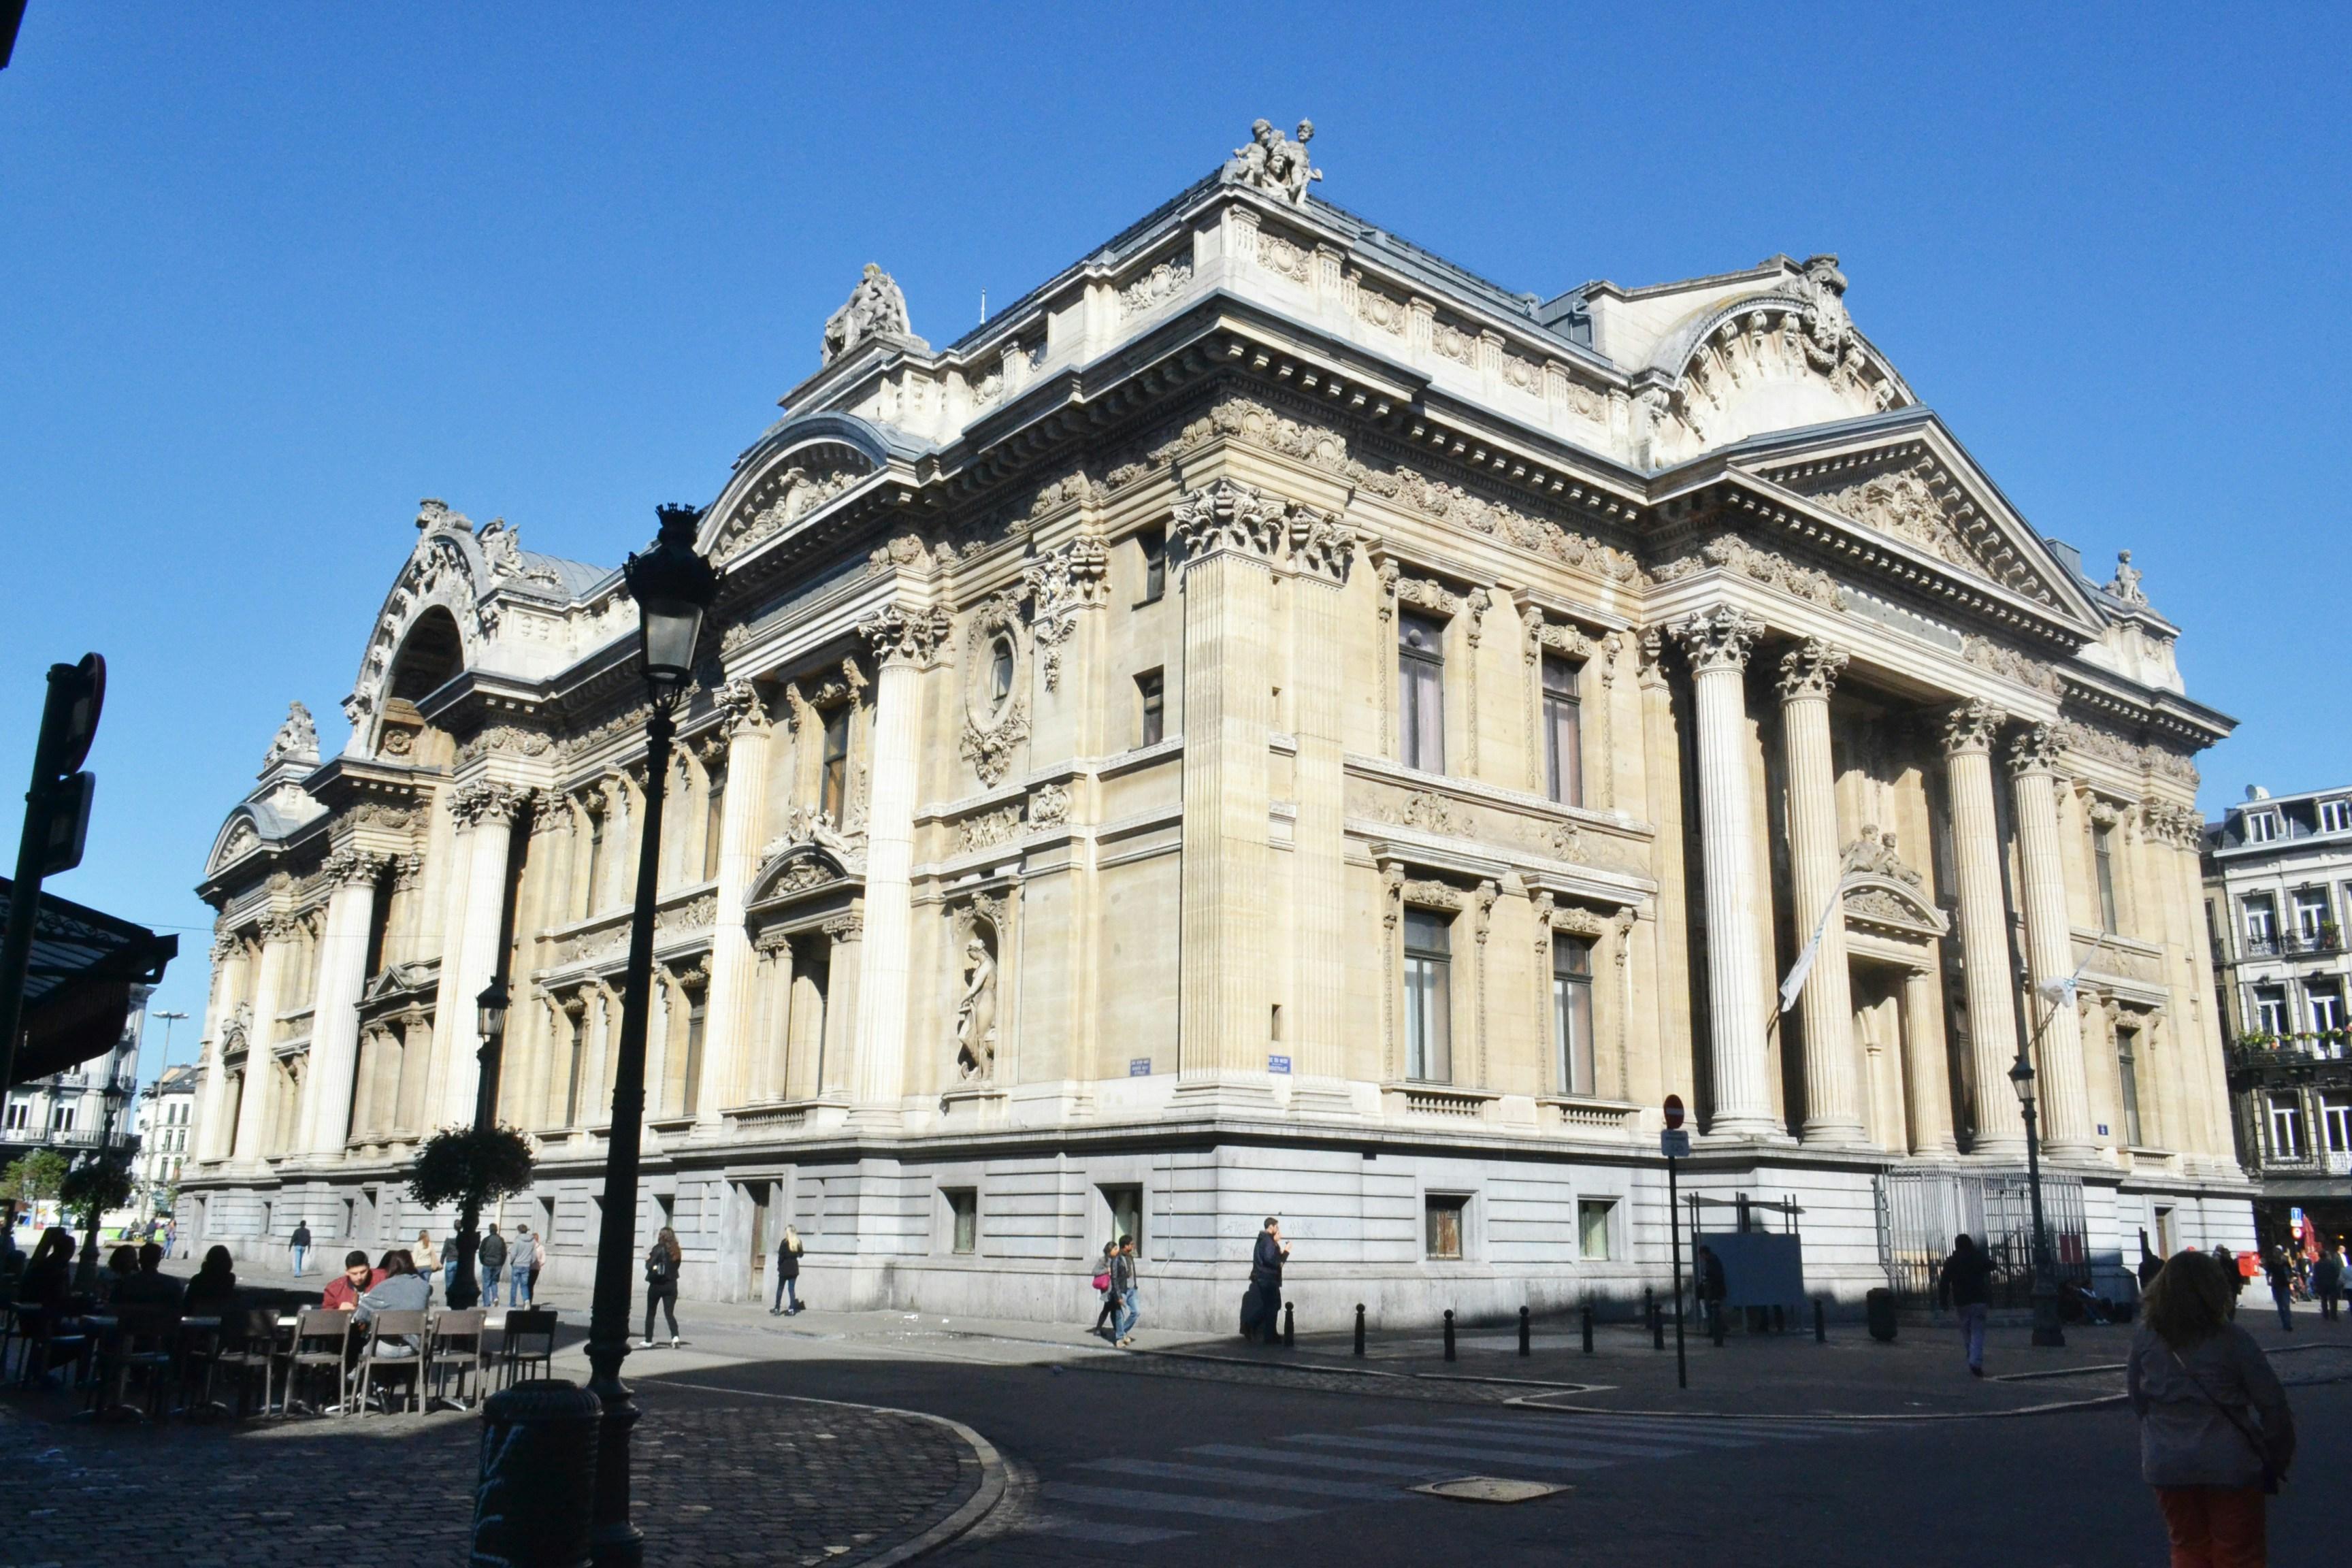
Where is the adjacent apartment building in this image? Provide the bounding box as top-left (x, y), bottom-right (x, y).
top-left (2206, 785), bottom-right (2352, 1245)
top-left (132, 1062), bottom-right (201, 1226)
top-left (179, 125), bottom-right (2252, 1326)
top-left (2, 990), bottom-right (147, 1170)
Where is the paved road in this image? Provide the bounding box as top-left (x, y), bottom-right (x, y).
top-left (652, 1343), bottom-right (2350, 1568)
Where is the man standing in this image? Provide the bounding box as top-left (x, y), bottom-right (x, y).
top-left (1248, 1217), bottom-right (1290, 1345)
top-left (1938, 1232), bottom-right (1995, 1377)
top-left (510, 1225), bottom-right (539, 1307)
top-left (290, 1220), bottom-right (312, 1277)
top-left (1109, 1235), bottom-right (1139, 1348)
top-left (478, 1224), bottom-right (508, 1305)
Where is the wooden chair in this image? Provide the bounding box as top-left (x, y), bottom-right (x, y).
top-left (86, 1307), bottom-right (180, 1421)
top-left (351, 1309), bottom-right (429, 1416)
top-left (426, 1308), bottom-right (489, 1411)
top-left (16, 1303), bottom-right (90, 1392)
top-left (497, 1307), bottom-right (557, 1388)
top-left (284, 1309), bottom-right (352, 1416)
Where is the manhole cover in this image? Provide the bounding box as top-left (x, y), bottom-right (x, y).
top-left (1413, 1476), bottom-right (1571, 1504)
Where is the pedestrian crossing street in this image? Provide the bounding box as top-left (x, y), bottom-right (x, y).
top-left (1022, 1409), bottom-right (1856, 1550)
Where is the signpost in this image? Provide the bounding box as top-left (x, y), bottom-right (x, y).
top-left (0, 654), bottom-right (105, 1098)
top-left (1662, 1093), bottom-right (1688, 1390)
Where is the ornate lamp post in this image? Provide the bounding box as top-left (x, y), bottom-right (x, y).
top-left (585, 503), bottom-right (717, 1568)
top-left (2008, 1055), bottom-right (2066, 1348)
top-left (446, 977), bottom-right (510, 1310)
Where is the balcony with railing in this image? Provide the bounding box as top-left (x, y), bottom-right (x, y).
top-left (2239, 926), bottom-right (2345, 960)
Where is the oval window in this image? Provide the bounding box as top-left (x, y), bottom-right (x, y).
top-left (990, 638), bottom-right (1015, 704)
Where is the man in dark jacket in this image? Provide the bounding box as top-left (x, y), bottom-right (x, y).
top-left (1938, 1232), bottom-right (1996, 1377)
top-left (1245, 1217), bottom-right (1289, 1344)
top-left (290, 1221), bottom-right (312, 1277)
top-left (478, 1225), bottom-right (508, 1305)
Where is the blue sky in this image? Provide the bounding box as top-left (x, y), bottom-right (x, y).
top-left (1, 5), bottom-right (2345, 1077)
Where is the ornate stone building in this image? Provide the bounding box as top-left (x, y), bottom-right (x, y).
top-left (182, 127), bottom-right (2251, 1324)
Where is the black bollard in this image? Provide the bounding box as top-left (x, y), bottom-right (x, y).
top-left (1651, 1301), bottom-right (1665, 1350)
top-left (1712, 1299), bottom-right (1727, 1347)
top-left (1354, 1301), bottom-right (1366, 1357)
top-left (1284, 1301), bottom-right (1295, 1349)
top-left (1814, 1298), bottom-right (1827, 1343)
top-left (1581, 1303), bottom-right (1595, 1354)
top-left (472, 1379), bottom-right (602, 1568)
top-left (1518, 1305), bottom-right (1531, 1357)
top-left (1443, 1309), bottom-right (1456, 1362)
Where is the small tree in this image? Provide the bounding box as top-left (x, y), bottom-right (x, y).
top-left (61, 1147), bottom-right (136, 1222)
top-left (407, 1125), bottom-right (535, 1309)
top-left (1, 1149), bottom-right (67, 1211)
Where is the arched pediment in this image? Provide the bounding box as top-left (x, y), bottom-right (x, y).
top-left (343, 502), bottom-right (497, 749)
top-left (207, 811), bottom-right (267, 876)
top-left (746, 838), bottom-right (862, 908)
top-left (700, 432), bottom-right (894, 570)
top-left (1841, 872), bottom-right (1949, 940)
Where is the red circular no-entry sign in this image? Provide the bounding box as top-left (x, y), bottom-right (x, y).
top-left (1663, 1094), bottom-right (1686, 1130)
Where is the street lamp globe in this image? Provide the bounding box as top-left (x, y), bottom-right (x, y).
top-left (475, 977), bottom-right (510, 1046)
top-left (625, 503), bottom-right (720, 693)
top-left (2008, 1056), bottom-right (2038, 1107)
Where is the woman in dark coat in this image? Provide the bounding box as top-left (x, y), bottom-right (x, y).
top-left (640, 1228), bottom-right (684, 1348)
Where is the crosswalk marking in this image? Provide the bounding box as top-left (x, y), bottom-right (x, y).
top-left (1081, 1458), bottom-right (1404, 1502)
top-left (1186, 1442), bottom-right (1445, 1477)
top-left (1369, 1422), bottom-right (1695, 1459)
top-left (1507, 1411), bottom-right (1838, 1441)
top-left (1028, 1514), bottom-right (1192, 1546)
top-left (1446, 1415), bottom-right (1785, 1450)
top-left (1043, 1481), bottom-right (1320, 1522)
top-left (1281, 1433), bottom-right (1612, 1471)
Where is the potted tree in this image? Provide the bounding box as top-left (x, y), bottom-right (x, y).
top-left (407, 1124), bottom-right (534, 1309)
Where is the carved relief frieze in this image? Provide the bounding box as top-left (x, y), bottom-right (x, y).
top-left (1119, 259), bottom-right (1192, 317)
top-left (1374, 788), bottom-right (1473, 837)
top-left (713, 466), bottom-right (861, 566)
top-left (1020, 531), bottom-right (1110, 690)
top-left (1652, 535), bottom-right (1844, 611)
top-left (958, 802), bottom-right (1028, 854)
top-left (1961, 634), bottom-right (2064, 696)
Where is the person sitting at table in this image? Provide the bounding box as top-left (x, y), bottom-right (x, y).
top-left (355, 1250), bottom-right (431, 1358)
top-left (111, 1243), bottom-right (184, 1311)
top-left (101, 1245), bottom-right (140, 1303)
top-left (321, 1250), bottom-right (384, 1311)
top-left (182, 1247), bottom-right (240, 1316)
top-left (18, 1228), bottom-right (74, 1315)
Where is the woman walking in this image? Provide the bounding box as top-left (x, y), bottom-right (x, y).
top-left (413, 1231), bottom-right (439, 1299)
top-left (2129, 1250), bottom-right (2295, 1567)
top-left (771, 1224), bottom-right (803, 1316)
top-left (641, 1227), bottom-right (685, 1349)
top-left (1090, 1241), bottom-right (1117, 1338)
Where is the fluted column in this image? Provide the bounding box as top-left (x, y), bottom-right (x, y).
top-left (298, 849), bottom-right (385, 1156)
top-left (1942, 701), bottom-right (2024, 1156)
top-left (231, 912), bottom-right (301, 1162)
top-left (697, 681), bottom-right (772, 1128)
top-left (193, 933), bottom-right (249, 1162)
top-left (438, 780), bottom-right (526, 1130)
top-left (1778, 637), bottom-right (1865, 1146)
top-left (1286, 505), bottom-right (1356, 1105)
top-left (1901, 967), bottom-right (1959, 1154)
top-left (1673, 606), bottom-right (1778, 1137)
top-left (2010, 723), bottom-right (2093, 1156)
top-left (850, 604), bottom-right (945, 1124)
top-left (1172, 478), bottom-right (1281, 1098)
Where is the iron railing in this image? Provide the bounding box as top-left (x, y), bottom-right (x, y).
top-left (1876, 1169), bottom-right (2092, 1308)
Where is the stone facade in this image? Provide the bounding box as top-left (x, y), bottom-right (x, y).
top-left (181, 130), bottom-right (2253, 1325)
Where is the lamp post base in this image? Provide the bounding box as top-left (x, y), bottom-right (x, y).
top-left (586, 1335), bottom-right (643, 1568)
top-left (2029, 1283), bottom-right (2067, 1348)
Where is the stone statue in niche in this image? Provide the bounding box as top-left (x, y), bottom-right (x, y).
top-left (1224, 118), bottom-right (1321, 206)
top-left (954, 933), bottom-right (998, 1082)
top-left (822, 263), bottom-right (912, 365)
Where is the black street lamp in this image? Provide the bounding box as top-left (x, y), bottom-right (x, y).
top-left (2008, 1054), bottom-right (2066, 1348)
top-left (585, 503), bottom-right (717, 1568)
top-left (446, 975), bottom-right (512, 1310)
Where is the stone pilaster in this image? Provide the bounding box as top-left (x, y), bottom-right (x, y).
top-left (299, 848), bottom-right (385, 1156)
top-left (1778, 637), bottom-right (1865, 1146)
top-left (850, 603), bottom-right (949, 1125)
top-left (697, 681), bottom-right (772, 1128)
top-left (1286, 505), bottom-right (1356, 1110)
top-left (1942, 700), bottom-right (2025, 1156)
top-left (1672, 605), bottom-right (1778, 1137)
top-left (1901, 966), bottom-right (1959, 1154)
top-left (193, 932), bottom-right (249, 1163)
top-left (436, 780), bottom-right (527, 1130)
top-left (232, 911), bottom-right (301, 1162)
top-left (2010, 723), bottom-right (2093, 1156)
top-left (1173, 478), bottom-right (1282, 1100)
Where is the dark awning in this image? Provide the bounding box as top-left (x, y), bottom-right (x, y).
top-left (0, 877), bottom-right (178, 1088)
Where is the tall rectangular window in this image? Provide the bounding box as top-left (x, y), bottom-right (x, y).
top-left (585, 811), bottom-right (608, 913)
top-left (2116, 1026), bottom-right (2142, 1147)
top-left (2324, 798), bottom-right (2352, 834)
top-left (2254, 985), bottom-right (2289, 1034)
top-left (1139, 526), bottom-right (1166, 604)
top-left (2295, 888), bottom-right (2332, 944)
top-left (1424, 1194), bottom-right (1466, 1260)
top-left (945, 1188), bottom-right (978, 1255)
top-left (701, 775), bottom-right (725, 882)
top-left (1137, 669), bottom-right (1165, 747)
top-left (2093, 825), bottom-right (2119, 934)
top-left (819, 706), bottom-right (851, 821)
top-left (2269, 1095), bottom-right (2306, 1159)
top-left (682, 992), bottom-right (706, 1116)
top-left (2247, 810), bottom-right (2281, 843)
top-left (1403, 909), bottom-right (1453, 1083)
top-left (2321, 1094), bottom-right (2352, 1155)
top-left (1552, 934), bottom-right (1595, 1096)
top-left (3, 1100), bottom-right (26, 1132)
top-left (1541, 655), bottom-right (1582, 807)
top-left (2310, 985), bottom-right (2345, 1034)
top-left (2244, 896), bottom-right (2277, 953)
top-left (1399, 612), bottom-right (1446, 774)
top-left (1578, 1198), bottom-right (1616, 1260)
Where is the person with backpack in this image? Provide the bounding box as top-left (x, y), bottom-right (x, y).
top-left (1938, 1232), bottom-right (1995, 1377)
top-left (478, 1224), bottom-right (508, 1305)
top-left (642, 1227), bottom-right (684, 1348)
top-left (2129, 1251), bottom-right (2295, 1565)
top-left (772, 1224), bottom-right (804, 1315)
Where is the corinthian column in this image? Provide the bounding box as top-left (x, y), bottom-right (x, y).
top-left (1942, 700), bottom-right (2024, 1156)
top-left (696, 680), bottom-right (772, 1130)
top-left (1673, 606), bottom-right (1778, 1137)
top-left (1778, 638), bottom-right (1865, 1146)
top-left (1286, 505), bottom-right (1357, 1109)
top-left (2010, 723), bottom-right (2093, 1156)
top-left (438, 780), bottom-right (527, 1130)
top-left (1171, 478), bottom-right (1282, 1100)
top-left (233, 911), bottom-right (301, 1162)
top-left (193, 932), bottom-right (249, 1163)
top-left (850, 603), bottom-right (947, 1125)
top-left (299, 848), bottom-right (385, 1156)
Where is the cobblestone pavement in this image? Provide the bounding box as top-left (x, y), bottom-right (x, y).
top-left (0, 1380), bottom-right (983, 1568)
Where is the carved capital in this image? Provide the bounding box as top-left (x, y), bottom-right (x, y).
top-left (2007, 721), bottom-right (2065, 777)
top-left (1776, 636), bottom-right (1849, 702)
top-left (1286, 506), bottom-right (1357, 584)
top-left (858, 602), bottom-right (953, 667)
top-left (821, 913), bottom-right (864, 941)
top-left (389, 852), bottom-right (425, 892)
top-left (1671, 605), bottom-right (1763, 674)
top-left (1940, 699), bottom-right (2008, 757)
top-left (714, 676), bottom-right (770, 734)
top-left (1170, 477), bottom-right (1284, 565)
top-left (320, 847), bottom-right (387, 888)
top-left (448, 779), bottom-right (528, 828)
top-left (258, 911), bottom-right (306, 945)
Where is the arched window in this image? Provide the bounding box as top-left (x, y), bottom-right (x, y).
top-left (990, 637), bottom-right (1016, 706)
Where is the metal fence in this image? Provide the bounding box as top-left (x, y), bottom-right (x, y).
top-left (1876, 1169), bottom-right (2091, 1307)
